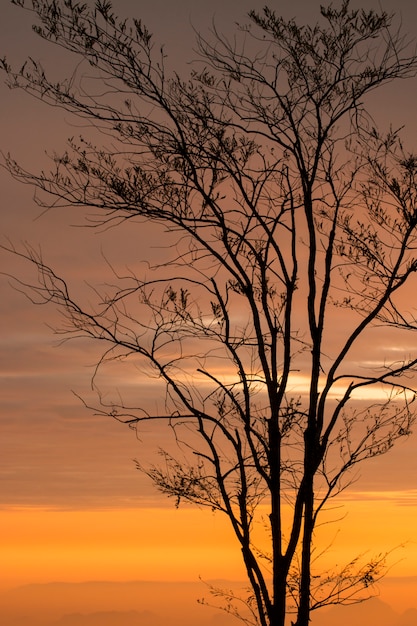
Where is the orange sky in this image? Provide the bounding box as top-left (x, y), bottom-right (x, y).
top-left (1, 0), bottom-right (417, 621)
top-left (1, 497), bottom-right (416, 611)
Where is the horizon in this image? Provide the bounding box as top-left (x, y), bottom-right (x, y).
top-left (1, 578), bottom-right (417, 626)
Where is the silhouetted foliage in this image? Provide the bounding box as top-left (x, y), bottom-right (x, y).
top-left (2, 1), bottom-right (417, 625)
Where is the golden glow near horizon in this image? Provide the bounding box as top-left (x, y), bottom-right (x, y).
top-left (1, 495), bottom-right (416, 592)
top-left (0, 507), bottom-right (245, 588)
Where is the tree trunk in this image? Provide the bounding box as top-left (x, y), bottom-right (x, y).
top-left (295, 475), bottom-right (314, 626)
top-left (269, 577), bottom-right (287, 626)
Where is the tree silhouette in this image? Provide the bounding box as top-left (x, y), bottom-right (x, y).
top-left (2, 1), bottom-right (417, 625)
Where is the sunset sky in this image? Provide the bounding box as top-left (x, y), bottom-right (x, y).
top-left (1, 0), bottom-right (417, 622)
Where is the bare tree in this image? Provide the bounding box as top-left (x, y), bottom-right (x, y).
top-left (2, 1), bottom-right (417, 625)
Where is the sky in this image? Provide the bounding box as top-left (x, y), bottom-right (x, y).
top-left (1, 0), bottom-right (417, 623)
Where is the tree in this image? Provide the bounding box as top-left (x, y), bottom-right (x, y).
top-left (2, 1), bottom-right (417, 625)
